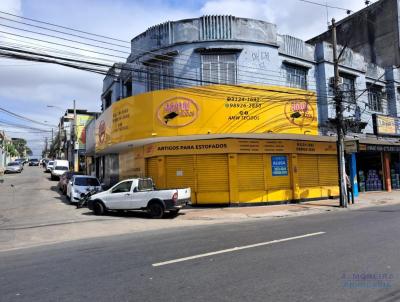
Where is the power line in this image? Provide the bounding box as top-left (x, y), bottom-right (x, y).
top-left (0, 15), bottom-right (130, 49)
top-left (0, 10), bottom-right (128, 43)
top-left (0, 106), bottom-right (57, 127)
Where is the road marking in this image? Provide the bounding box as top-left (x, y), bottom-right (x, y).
top-left (152, 231), bottom-right (326, 267)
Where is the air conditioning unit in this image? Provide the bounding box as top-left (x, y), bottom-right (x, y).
top-left (329, 76), bottom-right (344, 87)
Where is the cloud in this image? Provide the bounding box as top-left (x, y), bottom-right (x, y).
top-left (201, 0), bottom-right (366, 39)
top-left (0, 0), bottom-right (21, 14)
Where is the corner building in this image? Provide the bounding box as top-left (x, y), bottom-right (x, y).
top-left (94, 16), bottom-right (390, 205)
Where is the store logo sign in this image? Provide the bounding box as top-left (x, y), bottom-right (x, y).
top-left (157, 97), bottom-right (199, 128)
top-left (98, 120), bottom-right (106, 143)
top-left (284, 100), bottom-right (315, 127)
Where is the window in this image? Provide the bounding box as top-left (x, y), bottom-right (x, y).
top-left (124, 80), bottom-right (132, 97)
top-left (285, 64), bottom-right (307, 90)
top-left (138, 179), bottom-right (154, 191)
top-left (111, 181), bottom-right (133, 193)
top-left (201, 54), bottom-right (237, 85)
top-left (104, 91), bottom-right (112, 110)
top-left (146, 59), bottom-right (174, 91)
top-left (340, 74), bottom-right (356, 104)
top-left (74, 177), bottom-right (100, 186)
top-left (368, 85), bottom-right (384, 112)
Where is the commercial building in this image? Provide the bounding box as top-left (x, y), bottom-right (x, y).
top-left (309, 0), bottom-right (400, 68)
top-left (51, 109), bottom-right (98, 171)
top-left (92, 15), bottom-right (396, 205)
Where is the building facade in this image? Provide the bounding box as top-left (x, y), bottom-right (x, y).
top-left (92, 15), bottom-right (399, 205)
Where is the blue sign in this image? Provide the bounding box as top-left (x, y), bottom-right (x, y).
top-left (271, 156), bottom-right (288, 176)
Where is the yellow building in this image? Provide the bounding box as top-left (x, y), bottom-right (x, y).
top-left (95, 85), bottom-right (339, 205)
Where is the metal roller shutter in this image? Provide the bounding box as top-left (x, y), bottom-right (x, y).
top-left (196, 154), bottom-right (229, 192)
top-left (146, 157), bottom-right (159, 187)
top-left (298, 154), bottom-right (319, 187)
top-left (166, 155), bottom-right (195, 189)
top-left (237, 154), bottom-right (264, 191)
top-left (318, 155), bottom-right (338, 186)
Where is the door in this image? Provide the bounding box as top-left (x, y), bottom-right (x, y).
top-left (104, 180), bottom-right (133, 209)
top-left (129, 179), bottom-right (154, 208)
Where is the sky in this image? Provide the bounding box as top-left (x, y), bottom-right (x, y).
top-left (0, 0), bottom-right (369, 156)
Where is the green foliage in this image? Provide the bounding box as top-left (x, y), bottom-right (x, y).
top-left (6, 143), bottom-right (18, 157)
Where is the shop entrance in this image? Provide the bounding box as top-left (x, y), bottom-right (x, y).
top-left (356, 152), bottom-right (383, 192)
top-left (390, 153), bottom-right (400, 190)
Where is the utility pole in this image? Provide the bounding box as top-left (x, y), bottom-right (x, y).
top-left (332, 18), bottom-right (348, 208)
top-left (73, 100), bottom-right (78, 172)
top-left (58, 118), bottom-right (62, 159)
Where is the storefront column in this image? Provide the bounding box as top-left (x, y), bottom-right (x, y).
top-left (157, 156), bottom-right (166, 189)
top-left (350, 153), bottom-right (359, 197)
top-left (228, 154), bottom-right (239, 205)
top-left (384, 153), bottom-right (392, 192)
top-left (290, 154), bottom-right (301, 200)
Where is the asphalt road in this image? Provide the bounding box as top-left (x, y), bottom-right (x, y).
top-left (0, 165), bottom-right (116, 230)
top-left (1, 196), bottom-right (400, 301)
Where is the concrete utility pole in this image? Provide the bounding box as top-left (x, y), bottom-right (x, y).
top-left (331, 18), bottom-right (348, 208)
top-left (73, 100), bottom-right (78, 172)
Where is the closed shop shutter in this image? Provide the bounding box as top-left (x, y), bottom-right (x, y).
top-left (196, 154), bottom-right (228, 192)
top-left (166, 155), bottom-right (195, 189)
top-left (298, 154), bottom-right (319, 188)
top-left (318, 155), bottom-right (338, 186)
top-left (146, 157), bottom-right (159, 186)
top-left (237, 154), bottom-right (264, 191)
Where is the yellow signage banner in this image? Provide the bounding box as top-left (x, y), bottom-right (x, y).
top-left (144, 139), bottom-right (337, 157)
top-left (96, 85), bottom-right (318, 152)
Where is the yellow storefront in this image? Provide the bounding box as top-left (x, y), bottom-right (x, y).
top-left (95, 84), bottom-right (338, 205)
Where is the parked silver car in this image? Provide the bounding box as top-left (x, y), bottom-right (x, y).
top-left (5, 162), bottom-right (23, 173)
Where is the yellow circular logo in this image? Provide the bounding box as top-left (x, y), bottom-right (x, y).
top-left (284, 100), bottom-right (315, 127)
top-left (157, 97), bottom-right (199, 128)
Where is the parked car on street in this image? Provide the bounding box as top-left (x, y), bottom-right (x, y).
top-left (66, 175), bottom-right (102, 203)
top-left (50, 160), bottom-right (70, 180)
top-left (45, 160), bottom-right (54, 172)
top-left (88, 178), bottom-right (191, 218)
top-left (14, 158), bottom-right (25, 166)
top-left (58, 171), bottom-right (83, 194)
top-left (5, 162), bottom-right (23, 173)
top-left (29, 159), bottom-right (40, 166)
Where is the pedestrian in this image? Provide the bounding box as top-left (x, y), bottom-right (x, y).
top-left (345, 172), bottom-right (354, 204)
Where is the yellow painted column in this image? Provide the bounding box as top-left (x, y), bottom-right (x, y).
top-left (228, 153), bottom-right (239, 205)
top-left (263, 154), bottom-right (270, 202)
top-left (157, 156), bottom-right (166, 189)
top-left (291, 154), bottom-right (301, 200)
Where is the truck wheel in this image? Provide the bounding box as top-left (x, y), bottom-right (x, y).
top-left (148, 202), bottom-right (164, 219)
top-left (93, 201), bottom-right (106, 216)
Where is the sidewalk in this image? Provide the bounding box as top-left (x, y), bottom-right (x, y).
top-left (180, 191), bottom-right (399, 220)
top-left (1, 191), bottom-right (399, 252)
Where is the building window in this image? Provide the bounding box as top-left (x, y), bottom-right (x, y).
top-left (124, 80), bottom-right (132, 97)
top-left (284, 64), bottom-right (307, 90)
top-left (146, 59), bottom-right (174, 91)
top-left (103, 91), bottom-right (112, 110)
top-left (340, 74), bottom-right (356, 104)
top-left (368, 84), bottom-right (384, 112)
top-left (201, 54), bottom-right (237, 85)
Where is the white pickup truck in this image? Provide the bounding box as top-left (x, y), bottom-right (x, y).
top-left (88, 178), bottom-right (191, 218)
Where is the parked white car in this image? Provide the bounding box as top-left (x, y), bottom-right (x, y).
top-left (5, 162), bottom-right (23, 173)
top-left (46, 160), bottom-right (54, 172)
top-left (88, 178), bottom-right (191, 218)
top-left (67, 175), bottom-right (102, 203)
top-left (51, 160), bottom-right (70, 180)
